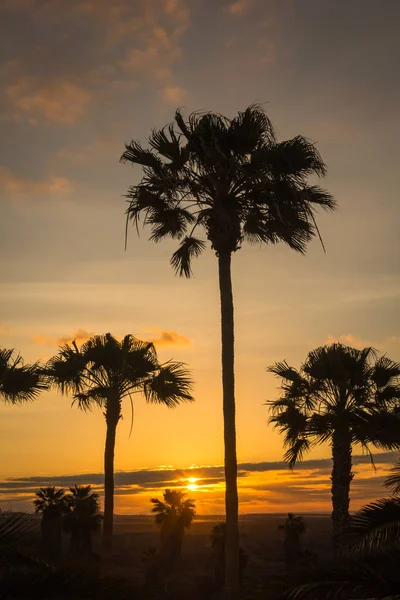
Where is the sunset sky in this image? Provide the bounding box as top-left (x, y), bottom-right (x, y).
top-left (1, 0), bottom-right (400, 514)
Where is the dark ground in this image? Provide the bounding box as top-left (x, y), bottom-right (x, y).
top-left (102, 514), bottom-right (334, 599)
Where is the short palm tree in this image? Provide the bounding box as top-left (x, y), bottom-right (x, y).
top-left (268, 343), bottom-right (400, 551)
top-left (0, 348), bottom-right (46, 404)
top-left (151, 489), bottom-right (195, 572)
top-left (279, 513), bottom-right (307, 568)
top-left (121, 105), bottom-right (335, 600)
top-left (46, 333), bottom-right (193, 557)
top-left (33, 487), bottom-right (66, 559)
top-left (64, 485), bottom-right (102, 557)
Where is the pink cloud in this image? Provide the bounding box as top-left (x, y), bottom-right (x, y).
top-left (0, 167), bottom-right (72, 199)
top-left (227, 0), bottom-right (253, 16)
top-left (5, 78), bottom-right (90, 124)
top-left (146, 330), bottom-right (191, 347)
top-left (33, 329), bottom-right (94, 348)
top-left (160, 85), bottom-right (188, 105)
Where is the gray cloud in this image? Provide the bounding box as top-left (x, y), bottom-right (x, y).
top-left (2, 452), bottom-right (397, 509)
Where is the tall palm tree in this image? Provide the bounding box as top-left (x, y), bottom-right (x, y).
top-left (279, 513), bottom-right (307, 568)
top-left (120, 105), bottom-right (335, 599)
top-left (0, 348), bottom-right (46, 404)
top-left (46, 333), bottom-right (193, 557)
top-left (33, 487), bottom-right (66, 560)
top-left (268, 343), bottom-right (400, 551)
top-left (211, 522), bottom-right (248, 591)
top-left (151, 489), bottom-right (195, 573)
top-left (64, 485), bottom-right (102, 557)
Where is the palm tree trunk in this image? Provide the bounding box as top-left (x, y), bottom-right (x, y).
top-left (102, 406), bottom-right (119, 559)
top-left (331, 428), bottom-right (353, 554)
top-left (218, 251), bottom-right (239, 600)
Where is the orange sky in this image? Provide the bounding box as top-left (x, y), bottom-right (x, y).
top-left (1, 0), bottom-right (400, 514)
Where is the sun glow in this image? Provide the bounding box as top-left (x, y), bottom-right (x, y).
top-left (187, 477), bottom-right (198, 491)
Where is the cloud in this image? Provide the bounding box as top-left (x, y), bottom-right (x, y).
top-left (2, 451), bottom-right (397, 512)
top-left (0, 167), bottom-right (72, 200)
top-left (227, 0), bottom-right (253, 16)
top-left (5, 78), bottom-right (90, 124)
top-left (33, 329), bottom-right (94, 348)
top-left (146, 329), bottom-right (191, 347)
top-left (160, 85), bottom-right (188, 105)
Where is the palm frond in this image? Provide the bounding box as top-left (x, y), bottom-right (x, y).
top-left (120, 139), bottom-right (163, 171)
top-left (385, 460), bottom-right (400, 495)
top-left (170, 236), bottom-right (206, 277)
top-left (148, 206), bottom-right (194, 242)
top-left (143, 361), bottom-right (194, 408)
top-left (0, 348), bottom-right (46, 404)
top-left (268, 361), bottom-right (302, 383)
top-left (348, 497), bottom-right (400, 556)
top-left (284, 438), bottom-right (311, 470)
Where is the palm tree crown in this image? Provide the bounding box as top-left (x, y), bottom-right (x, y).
top-left (64, 485), bottom-right (102, 532)
top-left (0, 348), bottom-right (46, 404)
top-left (33, 487), bottom-right (66, 516)
top-left (268, 343), bottom-right (400, 545)
top-left (279, 513), bottom-right (307, 536)
top-left (121, 104), bottom-right (335, 274)
top-left (45, 333), bottom-right (193, 413)
top-left (151, 489), bottom-right (196, 530)
top-left (268, 344), bottom-right (400, 468)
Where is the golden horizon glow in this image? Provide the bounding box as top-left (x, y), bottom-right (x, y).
top-left (187, 483), bottom-right (198, 491)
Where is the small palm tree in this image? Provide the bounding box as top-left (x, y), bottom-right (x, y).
top-left (0, 348), bottom-right (46, 404)
top-left (46, 333), bottom-right (193, 557)
top-left (268, 343), bottom-right (400, 552)
top-left (121, 104), bottom-right (335, 600)
top-left (64, 485), bottom-right (102, 558)
top-left (33, 487), bottom-right (66, 559)
top-left (279, 513), bottom-right (307, 568)
top-left (151, 489), bottom-right (195, 573)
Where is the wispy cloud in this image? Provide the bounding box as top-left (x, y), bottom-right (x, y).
top-left (227, 0), bottom-right (253, 16)
top-left (2, 452), bottom-right (396, 513)
top-left (0, 167), bottom-right (72, 200)
top-left (160, 85), bottom-right (188, 105)
top-left (33, 329), bottom-right (94, 348)
top-left (146, 329), bottom-right (191, 347)
top-left (5, 78), bottom-right (90, 124)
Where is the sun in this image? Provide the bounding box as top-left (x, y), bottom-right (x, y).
top-left (187, 477), bottom-right (198, 491)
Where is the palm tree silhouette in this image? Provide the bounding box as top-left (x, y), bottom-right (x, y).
top-left (121, 105), bottom-right (335, 599)
top-left (0, 348), bottom-right (46, 404)
top-left (64, 485), bottom-right (102, 558)
top-left (279, 513), bottom-right (307, 568)
top-left (268, 343), bottom-right (400, 551)
top-left (151, 489), bottom-right (195, 573)
top-left (46, 333), bottom-right (193, 557)
top-left (33, 487), bottom-right (66, 560)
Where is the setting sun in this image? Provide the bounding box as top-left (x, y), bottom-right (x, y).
top-left (187, 477), bottom-right (198, 491)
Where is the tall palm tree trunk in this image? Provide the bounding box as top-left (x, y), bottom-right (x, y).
top-left (102, 405), bottom-right (119, 558)
top-left (218, 251), bottom-right (239, 600)
top-left (331, 428), bottom-right (353, 554)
